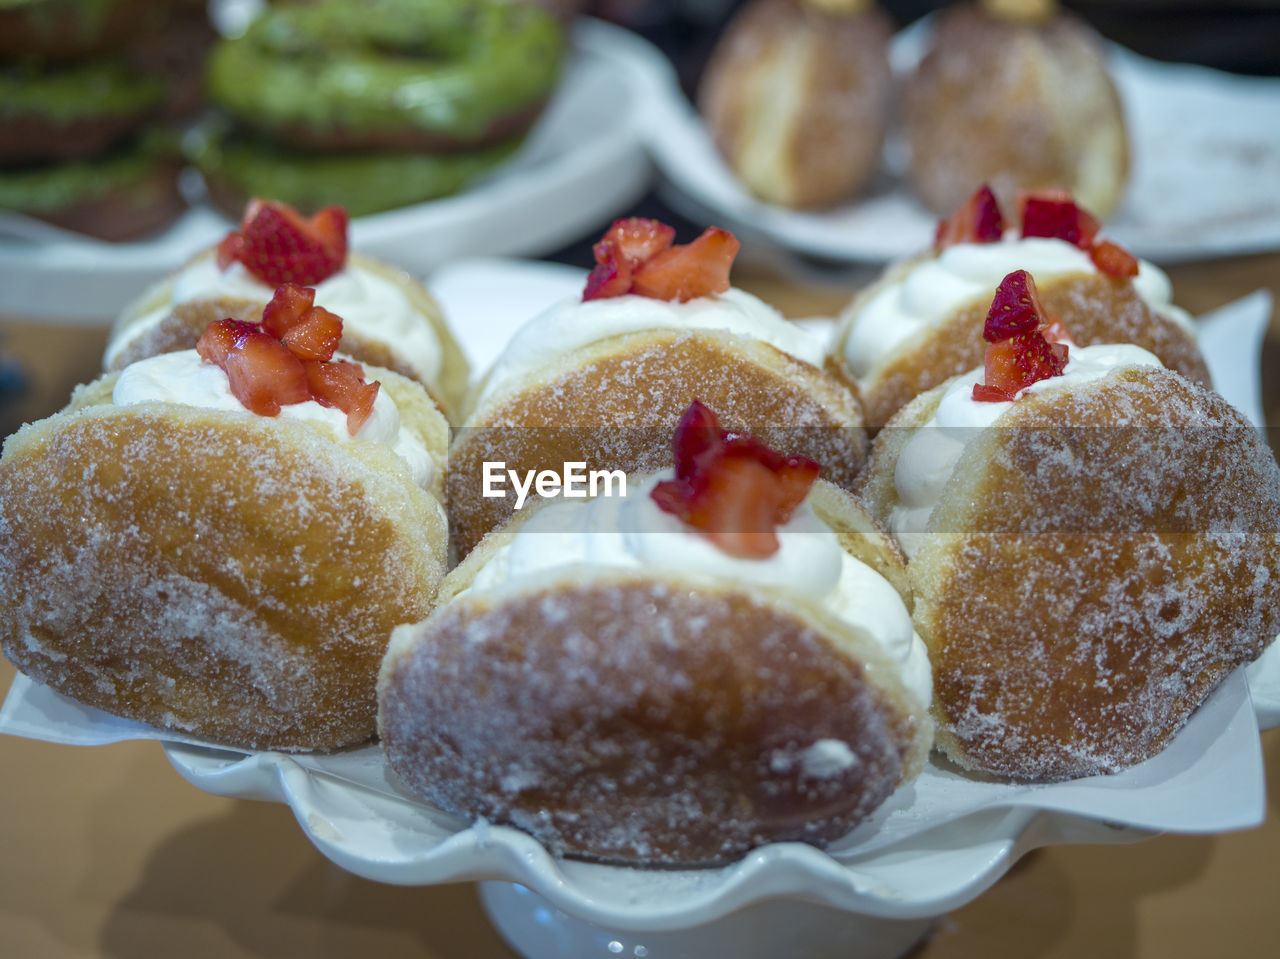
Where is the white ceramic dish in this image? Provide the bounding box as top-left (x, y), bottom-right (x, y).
top-left (638, 18), bottom-right (1280, 265)
top-left (0, 19), bottom-right (654, 324)
top-left (0, 262), bottom-right (1274, 958)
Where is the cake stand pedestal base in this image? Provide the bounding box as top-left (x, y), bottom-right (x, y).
top-left (478, 880), bottom-right (936, 959)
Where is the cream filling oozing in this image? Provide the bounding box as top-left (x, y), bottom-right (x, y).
top-left (106, 258), bottom-right (445, 387)
top-left (472, 288), bottom-right (827, 410)
top-left (463, 473), bottom-right (933, 710)
top-left (888, 342), bottom-right (1164, 559)
top-left (839, 234), bottom-right (1192, 380)
top-left (112, 350), bottom-right (436, 490)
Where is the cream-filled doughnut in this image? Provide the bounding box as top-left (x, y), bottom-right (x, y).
top-left (105, 198), bottom-right (469, 421)
top-left (0, 293), bottom-right (450, 752)
top-left (381, 404), bottom-right (932, 865)
top-left (697, 0), bottom-right (893, 209)
top-left (449, 217), bottom-right (868, 558)
top-left (860, 270), bottom-right (1280, 781)
top-left (830, 187), bottom-right (1208, 427)
top-left (903, 0), bottom-right (1129, 220)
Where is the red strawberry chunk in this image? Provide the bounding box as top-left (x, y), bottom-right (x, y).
top-left (983, 269), bottom-right (1048, 342)
top-left (597, 217), bottom-right (676, 266)
top-left (1090, 239), bottom-right (1139, 278)
top-left (650, 401), bottom-right (821, 558)
top-left (630, 227), bottom-right (739, 303)
top-left (977, 328), bottom-right (1068, 400)
top-left (1018, 190), bottom-right (1100, 249)
top-left (218, 198), bottom-right (348, 287)
top-left (281, 305), bottom-right (344, 362)
top-left (260, 282), bottom-right (316, 339)
top-left (196, 317), bottom-right (256, 368)
top-left (934, 183), bottom-right (1005, 250)
top-left (305, 358), bottom-right (380, 435)
top-left (222, 327), bottom-right (310, 417)
top-left (582, 240), bottom-right (633, 301)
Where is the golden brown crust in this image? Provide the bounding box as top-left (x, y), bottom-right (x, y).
top-left (0, 372), bottom-right (449, 751)
top-left (866, 367), bottom-right (1280, 780)
top-left (697, 0), bottom-right (893, 208)
top-left (106, 251), bottom-right (470, 422)
top-left (379, 565), bottom-right (929, 866)
top-left (903, 3), bottom-right (1129, 220)
top-left (835, 269), bottom-right (1210, 428)
top-left (448, 328), bottom-right (869, 558)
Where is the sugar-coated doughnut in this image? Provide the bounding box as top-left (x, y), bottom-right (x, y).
top-left (862, 351), bottom-right (1280, 780)
top-left (0, 352), bottom-right (449, 752)
top-left (380, 471), bottom-right (932, 865)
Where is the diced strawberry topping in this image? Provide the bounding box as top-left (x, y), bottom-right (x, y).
top-left (581, 220), bottom-right (739, 303)
top-left (972, 270), bottom-right (1069, 402)
top-left (630, 228), bottom-right (739, 303)
top-left (982, 268), bottom-right (1046, 342)
top-left (196, 284), bottom-right (378, 434)
top-left (221, 325), bottom-right (311, 417)
top-left (650, 400), bottom-right (821, 558)
top-left (305, 358), bottom-right (380, 435)
top-left (1090, 239), bottom-right (1140, 278)
top-left (934, 183), bottom-right (1005, 250)
top-left (217, 198), bottom-right (348, 287)
top-left (1018, 189), bottom-right (1101, 249)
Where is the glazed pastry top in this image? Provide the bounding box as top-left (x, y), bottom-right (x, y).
top-left (106, 254), bottom-right (447, 388)
top-left (459, 472), bottom-right (934, 709)
top-left (888, 341), bottom-right (1165, 557)
top-left (473, 288), bottom-right (828, 409)
top-left (113, 349), bottom-right (437, 490)
top-left (839, 233), bottom-right (1189, 380)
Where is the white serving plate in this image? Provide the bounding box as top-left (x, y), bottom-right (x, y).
top-left (0, 263), bottom-right (1274, 958)
top-left (0, 19), bottom-right (655, 324)
top-left (637, 17), bottom-right (1280, 265)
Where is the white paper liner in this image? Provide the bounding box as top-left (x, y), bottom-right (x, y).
top-left (0, 267), bottom-right (1275, 927)
top-left (635, 18), bottom-right (1280, 264)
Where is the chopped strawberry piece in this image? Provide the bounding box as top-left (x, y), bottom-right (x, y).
top-left (582, 240), bottom-right (633, 301)
top-left (983, 269), bottom-right (1048, 342)
top-left (1018, 190), bottom-right (1100, 249)
top-left (650, 401), bottom-right (820, 558)
top-left (221, 327), bottom-right (310, 417)
top-left (217, 198), bottom-right (348, 287)
top-left (596, 217), bottom-right (676, 267)
top-left (260, 282), bottom-right (316, 339)
top-left (934, 184), bottom-right (1005, 250)
top-left (580, 219), bottom-right (740, 303)
top-left (979, 328), bottom-right (1067, 399)
top-left (971, 382), bottom-right (1016, 403)
top-left (305, 358), bottom-right (380, 435)
top-left (1090, 239), bottom-right (1140, 278)
top-left (196, 317), bottom-right (256, 368)
top-left (630, 227), bottom-right (739, 303)
top-left (281, 305), bottom-right (344, 362)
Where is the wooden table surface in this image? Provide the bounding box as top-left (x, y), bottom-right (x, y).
top-left (1, 250), bottom-right (1278, 958)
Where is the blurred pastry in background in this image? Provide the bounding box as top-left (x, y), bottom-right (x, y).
top-left (903, 0), bottom-right (1129, 220)
top-left (106, 197), bottom-right (470, 420)
top-left (194, 0), bottom-right (567, 218)
top-left (0, 0), bottom-right (211, 240)
top-left (697, 0), bottom-right (893, 208)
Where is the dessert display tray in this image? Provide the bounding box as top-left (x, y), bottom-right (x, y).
top-left (0, 261), bottom-right (1275, 956)
top-left (0, 19), bottom-right (655, 323)
top-left (636, 20), bottom-right (1280, 265)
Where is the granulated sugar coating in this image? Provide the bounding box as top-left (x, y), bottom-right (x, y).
top-left (0, 400), bottom-right (447, 751)
top-left (380, 577), bottom-right (923, 866)
top-left (450, 328), bottom-right (867, 558)
top-left (906, 366), bottom-right (1280, 780)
